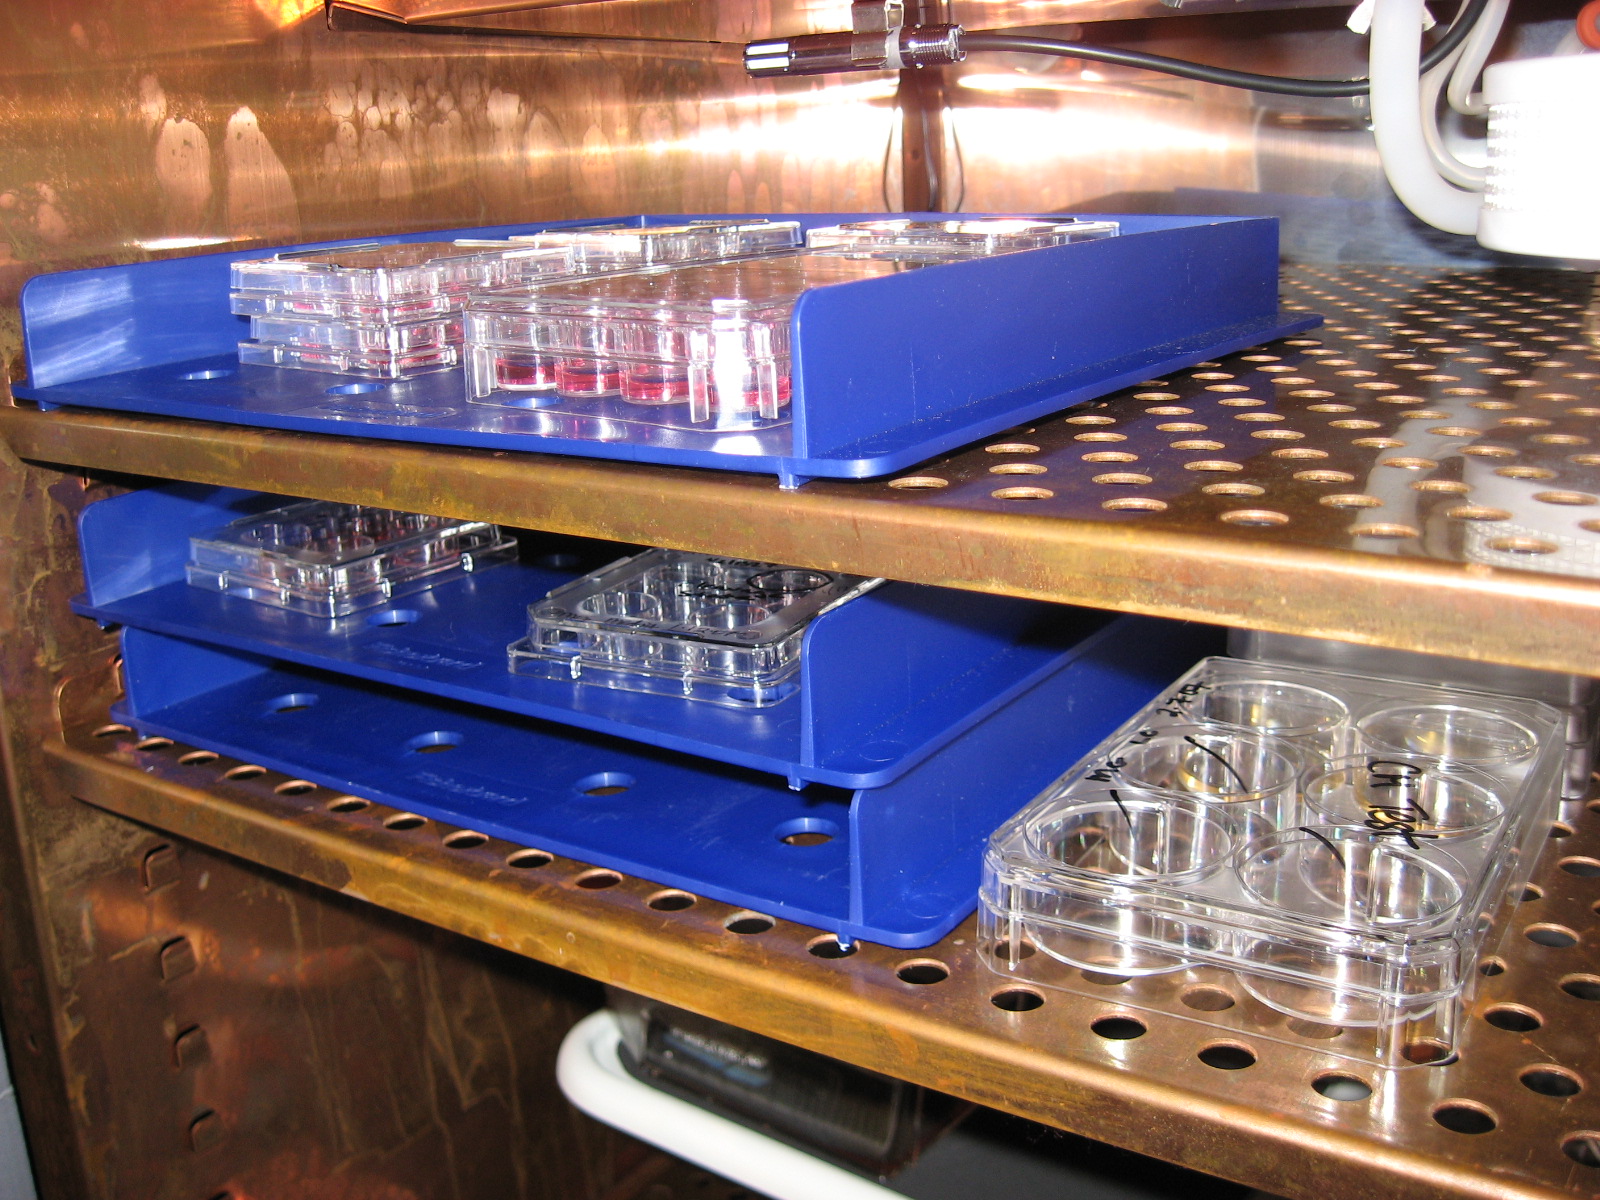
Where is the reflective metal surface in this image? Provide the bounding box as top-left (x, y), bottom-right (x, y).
top-left (53, 701), bottom-right (1600, 1200)
top-left (8, 265), bottom-right (1600, 674)
top-left (0, 2), bottom-right (895, 383)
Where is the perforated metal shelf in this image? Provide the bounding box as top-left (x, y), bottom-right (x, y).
top-left (53, 706), bottom-right (1600, 1200)
top-left (7, 265), bottom-right (1600, 673)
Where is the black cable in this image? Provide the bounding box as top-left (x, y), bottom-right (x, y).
top-left (961, 0), bottom-right (1489, 98)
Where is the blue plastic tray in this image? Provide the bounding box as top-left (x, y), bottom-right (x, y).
top-left (17, 213), bottom-right (1318, 487)
top-left (109, 615), bottom-right (1217, 947)
top-left (75, 484), bottom-right (1130, 789)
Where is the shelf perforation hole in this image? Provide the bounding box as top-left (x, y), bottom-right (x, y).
top-left (506, 849), bottom-right (553, 870)
top-left (1197, 1042), bottom-right (1256, 1070)
top-left (1171, 439), bottom-right (1225, 452)
top-left (1083, 451), bottom-right (1138, 463)
top-left (1296, 469), bottom-right (1356, 483)
top-left (991, 988), bottom-right (1045, 1012)
top-left (1413, 479), bottom-right (1471, 494)
top-left (178, 750), bottom-right (218, 766)
top-left (1488, 536), bottom-right (1560, 555)
top-left (888, 476), bottom-right (948, 490)
top-left (1521, 1067), bottom-right (1583, 1098)
top-left (1102, 498), bottom-right (1168, 513)
top-left (273, 780), bottom-right (317, 797)
top-left (647, 889), bottom-right (698, 912)
top-left (992, 487), bottom-right (1054, 501)
top-left (327, 796), bottom-right (371, 814)
top-left (1352, 523), bottom-right (1421, 539)
top-left (1552, 821), bottom-right (1576, 838)
top-left (135, 736), bottom-right (174, 751)
top-left (1536, 491), bottom-right (1598, 506)
top-left (1524, 883), bottom-right (1545, 901)
top-left (1483, 1004), bottom-right (1544, 1032)
top-left (989, 463), bottom-right (1047, 476)
top-left (223, 765), bottom-right (266, 781)
top-left (1526, 923), bottom-right (1580, 948)
top-left (1312, 1074), bottom-right (1373, 1102)
top-left (1220, 509), bottom-right (1289, 527)
top-left (575, 869), bottom-right (622, 890)
top-left (1201, 483), bottom-right (1264, 497)
top-left (984, 442), bottom-right (1040, 454)
top-left (1091, 1015), bottom-right (1147, 1040)
top-left (1560, 857), bottom-right (1600, 877)
top-left (1433, 1102), bottom-right (1498, 1134)
top-left (896, 959), bottom-right (949, 985)
top-left (1561, 1133), bottom-right (1600, 1166)
top-left (442, 830), bottom-right (488, 850)
top-left (92, 723), bottom-right (132, 739)
top-left (1446, 505), bottom-right (1512, 522)
top-left (1180, 986), bottom-right (1236, 1012)
top-left (1320, 494), bottom-right (1383, 509)
top-left (807, 935), bottom-right (857, 959)
top-left (725, 911), bottom-right (775, 935)
top-left (1092, 473), bottom-right (1152, 486)
top-left (383, 813), bottom-right (428, 831)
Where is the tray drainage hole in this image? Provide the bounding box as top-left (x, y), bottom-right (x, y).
top-left (991, 988), bottom-right (1045, 1013)
top-left (1563, 1133), bottom-right (1600, 1166)
top-left (1484, 1004), bottom-right (1543, 1032)
top-left (180, 368), bottom-right (235, 381)
top-left (1402, 1039), bottom-right (1457, 1066)
top-left (274, 780), bottom-right (317, 797)
top-left (1312, 1074), bottom-right (1372, 1102)
top-left (406, 731), bottom-right (463, 755)
top-left (1180, 986), bottom-right (1236, 1013)
top-left (1560, 857), bottom-right (1600, 877)
top-left (368, 609), bottom-right (420, 627)
top-left (1527, 923), bottom-right (1580, 948)
top-left (575, 869), bottom-right (622, 890)
top-left (506, 849), bottom-right (553, 870)
top-left (1197, 1042), bottom-right (1255, 1070)
top-left (327, 796), bottom-right (370, 814)
top-left (266, 692), bottom-right (318, 715)
top-left (1521, 1067), bottom-right (1583, 1097)
top-left (807, 935), bottom-right (858, 959)
top-left (725, 912), bottom-right (775, 935)
top-left (1433, 1102), bottom-right (1497, 1135)
top-left (775, 818), bottom-right (839, 847)
top-left (1560, 974), bottom-right (1600, 1000)
top-left (223, 765), bottom-right (266, 781)
top-left (178, 750), bottom-right (218, 766)
top-left (326, 382), bottom-right (385, 395)
top-left (575, 772), bottom-right (634, 797)
top-left (1479, 957), bottom-right (1507, 977)
top-left (92, 723), bottom-right (132, 739)
top-left (443, 830), bottom-right (488, 850)
top-left (895, 959), bottom-right (949, 985)
top-left (1523, 883), bottom-right (1545, 902)
top-left (647, 889), bottom-right (697, 912)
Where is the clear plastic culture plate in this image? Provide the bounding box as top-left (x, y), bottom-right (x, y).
top-left (507, 548), bottom-right (877, 706)
top-left (805, 217), bottom-right (1120, 259)
top-left (236, 339), bottom-right (459, 379)
top-left (510, 219), bottom-right (801, 271)
top-left (186, 499), bottom-right (517, 618)
top-left (979, 656), bottom-right (1565, 1068)
top-left (229, 240), bottom-right (574, 305)
top-left (464, 252), bottom-right (916, 424)
top-left (248, 313), bottom-right (461, 355)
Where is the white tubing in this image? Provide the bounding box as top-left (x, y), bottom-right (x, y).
top-left (1445, 0), bottom-right (1510, 115)
top-left (1370, 0), bottom-right (1483, 235)
top-left (1421, 43), bottom-right (1488, 188)
top-left (555, 1011), bottom-right (906, 1200)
